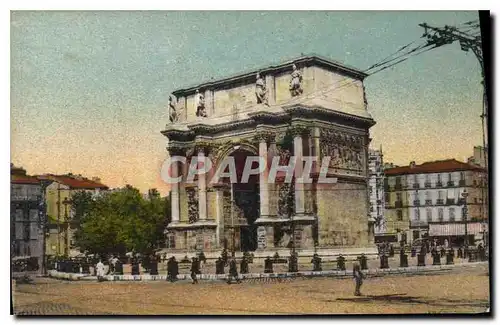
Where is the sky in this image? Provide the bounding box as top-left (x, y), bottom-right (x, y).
top-left (10, 11), bottom-right (484, 194)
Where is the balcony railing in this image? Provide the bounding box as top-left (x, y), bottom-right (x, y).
top-left (413, 200), bottom-right (420, 206)
top-left (395, 201), bottom-right (403, 208)
top-left (445, 198), bottom-right (454, 205)
top-left (410, 220), bottom-right (428, 228)
top-left (394, 184), bottom-right (402, 190)
top-left (459, 180), bottom-right (466, 186)
top-left (412, 183), bottom-right (420, 189)
top-left (447, 181), bottom-right (454, 187)
top-left (436, 199), bottom-right (444, 205)
top-left (436, 181), bottom-right (443, 187)
top-left (425, 199), bottom-right (432, 205)
top-left (424, 182), bottom-right (432, 188)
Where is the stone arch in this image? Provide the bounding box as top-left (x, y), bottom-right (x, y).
top-left (213, 140), bottom-right (258, 172)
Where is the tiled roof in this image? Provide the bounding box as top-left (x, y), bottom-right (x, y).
top-left (37, 174), bottom-right (109, 189)
top-left (385, 159), bottom-right (486, 176)
top-left (11, 174), bottom-right (40, 185)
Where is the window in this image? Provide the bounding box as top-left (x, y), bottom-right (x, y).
top-left (415, 209), bottom-right (420, 221)
top-left (396, 192), bottom-right (402, 202)
top-left (14, 241), bottom-right (21, 256)
top-left (437, 174), bottom-right (442, 183)
top-left (166, 232), bottom-right (176, 249)
top-left (29, 209), bottom-right (38, 221)
top-left (15, 209), bottom-right (24, 222)
top-left (11, 185), bottom-right (22, 199)
top-left (425, 191), bottom-right (431, 199)
top-left (447, 173), bottom-right (454, 186)
top-left (449, 208), bottom-right (456, 222)
top-left (395, 177), bottom-right (401, 185)
top-left (397, 210), bottom-right (403, 221)
top-left (23, 223), bottom-right (30, 241)
top-left (438, 191), bottom-right (444, 200)
top-left (460, 172), bottom-right (465, 180)
top-left (426, 208), bottom-right (432, 220)
top-left (438, 208), bottom-right (444, 221)
top-left (23, 243), bottom-right (30, 256)
top-left (30, 223), bottom-right (38, 240)
top-left (385, 192), bottom-right (390, 203)
top-left (474, 198), bottom-right (478, 203)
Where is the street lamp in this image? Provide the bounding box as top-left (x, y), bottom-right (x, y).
top-left (461, 189), bottom-right (469, 250)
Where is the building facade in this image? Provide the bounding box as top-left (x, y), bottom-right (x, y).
top-left (162, 55), bottom-right (377, 255)
top-left (384, 159), bottom-right (488, 245)
top-left (368, 148), bottom-right (386, 237)
top-left (11, 165), bottom-right (44, 272)
top-left (468, 146), bottom-right (488, 168)
top-left (38, 174), bottom-right (108, 257)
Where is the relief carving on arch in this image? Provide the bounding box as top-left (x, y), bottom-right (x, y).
top-left (277, 181), bottom-right (295, 218)
top-left (186, 187), bottom-right (199, 224)
top-left (320, 129), bottom-right (364, 173)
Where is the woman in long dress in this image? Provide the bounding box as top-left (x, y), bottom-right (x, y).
top-left (96, 260), bottom-right (105, 282)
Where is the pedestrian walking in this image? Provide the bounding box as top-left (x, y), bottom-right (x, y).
top-left (167, 256), bottom-right (179, 282)
top-left (227, 257), bottom-right (241, 284)
top-left (190, 257), bottom-right (199, 284)
top-left (96, 260), bottom-right (105, 282)
top-left (353, 263), bottom-right (366, 296)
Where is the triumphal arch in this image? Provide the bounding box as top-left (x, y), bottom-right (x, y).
top-left (162, 55), bottom-right (377, 256)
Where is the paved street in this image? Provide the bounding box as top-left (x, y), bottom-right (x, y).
top-left (13, 263), bottom-right (489, 315)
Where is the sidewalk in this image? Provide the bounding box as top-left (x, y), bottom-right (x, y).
top-left (47, 260), bottom-right (488, 282)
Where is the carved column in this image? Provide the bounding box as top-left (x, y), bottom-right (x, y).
top-left (254, 131), bottom-right (275, 220)
top-left (196, 145), bottom-right (208, 222)
top-left (291, 126), bottom-right (310, 217)
top-left (168, 146), bottom-right (185, 224)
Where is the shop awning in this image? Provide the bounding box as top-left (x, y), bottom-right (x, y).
top-left (429, 223), bottom-right (488, 236)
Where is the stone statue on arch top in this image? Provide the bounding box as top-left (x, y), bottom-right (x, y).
top-left (255, 72), bottom-right (269, 106)
top-left (168, 95), bottom-right (179, 123)
top-left (195, 89), bottom-right (207, 118)
top-left (289, 64), bottom-right (303, 97)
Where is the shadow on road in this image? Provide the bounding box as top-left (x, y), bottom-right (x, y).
top-left (334, 293), bottom-right (489, 309)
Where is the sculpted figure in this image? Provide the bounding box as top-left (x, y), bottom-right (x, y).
top-left (289, 64), bottom-right (303, 96)
top-left (195, 90), bottom-right (207, 118)
top-left (168, 95), bottom-right (178, 123)
top-left (255, 73), bottom-right (269, 105)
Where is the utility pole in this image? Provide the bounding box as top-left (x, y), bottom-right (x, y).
top-left (419, 21), bottom-right (488, 221)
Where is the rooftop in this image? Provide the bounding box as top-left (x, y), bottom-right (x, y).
top-left (37, 174), bottom-right (109, 190)
top-left (385, 159), bottom-right (486, 176)
top-left (11, 164), bottom-right (40, 185)
top-left (172, 54), bottom-right (367, 97)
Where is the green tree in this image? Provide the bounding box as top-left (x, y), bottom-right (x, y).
top-left (70, 190), bottom-right (94, 228)
top-left (73, 186), bottom-right (171, 256)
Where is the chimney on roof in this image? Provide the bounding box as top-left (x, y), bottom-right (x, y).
top-left (410, 161), bottom-right (416, 168)
top-left (92, 177), bottom-right (101, 183)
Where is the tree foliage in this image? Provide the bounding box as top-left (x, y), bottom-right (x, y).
top-left (72, 186), bottom-right (170, 256)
